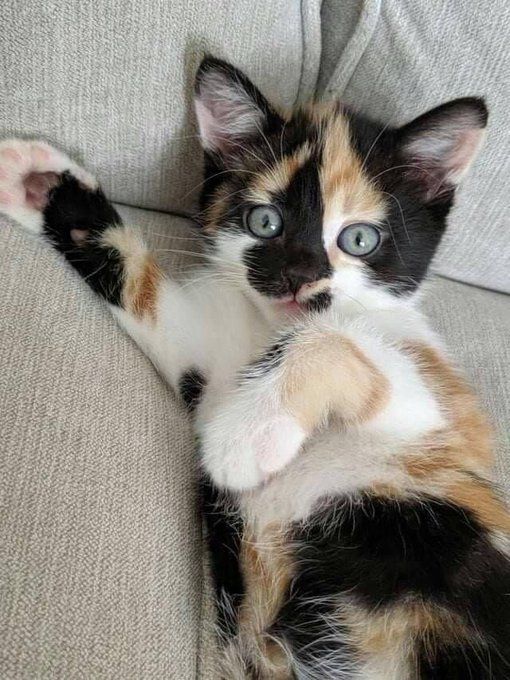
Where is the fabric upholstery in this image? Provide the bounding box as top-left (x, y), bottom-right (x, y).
top-left (319, 0), bottom-right (510, 293)
top-left (1, 205), bottom-right (508, 679)
top-left (0, 209), bottom-right (203, 679)
top-left (0, 0), bottom-right (322, 215)
top-left (422, 278), bottom-right (510, 493)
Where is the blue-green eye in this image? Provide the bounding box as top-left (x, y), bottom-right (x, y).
top-left (337, 223), bottom-right (381, 257)
top-left (245, 205), bottom-right (283, 239)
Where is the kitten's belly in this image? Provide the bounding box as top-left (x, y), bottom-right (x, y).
top-left (239, 426), bottom-right (410, 529)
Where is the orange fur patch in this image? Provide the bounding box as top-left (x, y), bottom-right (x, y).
top-left (239, 525), bottom-right (293, 633)
top-left (227, 584), bottom-right (477, 678)
top-left (203, 183), bottom-right (234, 233)
top-left (346, 598), bottom-right (474, 671)
top-left (246, 142), bottom-right (312, 205)
top-left (319, 109), bottom-right (387, 266)
top-left (401, 343), bottom-right (509, 532)
top-left (447, 477), bottom-right (510, 533)
top-left (235, 525), bottom-right (294, 677)
top-left (281, 331), bottom-right (389, 431)
top-left (125, 255), bottom-right (163, 321)
top-left (101, 226), bottom-right (163, 321)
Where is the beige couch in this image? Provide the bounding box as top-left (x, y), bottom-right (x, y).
top-left (1, 2), bottom-right (509, 678)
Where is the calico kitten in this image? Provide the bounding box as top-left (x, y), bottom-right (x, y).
top-left (1, 57), bottom-right (509, 679)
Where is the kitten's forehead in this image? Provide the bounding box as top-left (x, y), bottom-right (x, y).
top-left (245, 142), bottom-right (313, 205)
top-left (245, 105), bottom-right (387, 245)
top-left (202, 103), bottom-right (388, 237)
top-left (319, 111), bottom-right (386, 223)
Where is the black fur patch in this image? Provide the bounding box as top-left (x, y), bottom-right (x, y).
top-left (291, 494), bottom-right (505, 606)
top-left (241, 334), bottom-right (292, 379)
top-left (196, 56), bottom-right (285, 213)
top-left (243, 159), bottom-right (332, 299)
top-left (306, 290), bottom-right (332, 312)
top-left (271, 493), bottom-right (510, 674)
top-left (179, 369), bottom-right (206, 412)
top-left (200, 477), bottom-right (244, 639)
top-left (340, 112), bottom-right (448, 294)
top-left (43, 173), bottom-right (124, 305)
top-left (417, 639), bottom-right (509, 680)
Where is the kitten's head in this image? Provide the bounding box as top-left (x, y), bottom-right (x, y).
top-left (194, 57), bottom-right (487, 316)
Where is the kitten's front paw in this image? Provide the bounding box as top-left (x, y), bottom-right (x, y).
top-left (199, 404), bottom-right (307, 491)
top-left (0, 139), bottom-right (97, 233)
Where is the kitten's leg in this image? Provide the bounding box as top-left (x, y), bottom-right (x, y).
top-left (0, 138), bottom-right (200, 392)
top-left (197, 321), bottom-right (390, 490)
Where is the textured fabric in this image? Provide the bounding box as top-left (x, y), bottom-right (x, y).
top-left (0, 0), bottom-right (321, 215)
top-left (422, 278), bottom-right (510, 494)
top-left (0, 208), bottom-right (202, 680)
top-left (316, 0), bottom-right (370, 96)
top-left (320, 0), bottom-right (510, 293)
top-left (1, 204), bottom-right (508, 679)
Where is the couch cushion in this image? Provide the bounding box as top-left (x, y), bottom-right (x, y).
top-left (319, 0), bottom-right (510, 294)
top-left (0, 1), bottom-right (321, 215)
top-left (422, 277), bottom-right (510, 494)
top-left (0, 208), bottom-right (202, 679)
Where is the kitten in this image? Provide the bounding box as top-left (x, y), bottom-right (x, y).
top-left (1, 56), bottom-right (509, 679)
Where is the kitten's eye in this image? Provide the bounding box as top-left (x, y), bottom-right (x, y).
top-left (245, 205), bottom-right (283, 239)
top-left (337, 223), bottom-right (381, 257)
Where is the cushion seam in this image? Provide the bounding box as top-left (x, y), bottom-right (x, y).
top-left (322, 0), bottom-right (382, 98)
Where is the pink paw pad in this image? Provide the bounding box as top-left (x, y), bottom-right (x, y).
top-left (256, 415), bottom-right (307, 475)
top-left (23, 172), bottom-right (60, 210)
top-left (0, 147), bottom-right (23, 164)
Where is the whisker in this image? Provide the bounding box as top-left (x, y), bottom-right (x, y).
top-left (379, 190), bottom-right (411, 243)
top-left (360, 122), bottom-right (390, 173)
top-left (371, 163), bottom-right (437, 183)
top-left (179, 168), bottom-right (261, 202)
top-left (383, 217), bottom-right (407, 267)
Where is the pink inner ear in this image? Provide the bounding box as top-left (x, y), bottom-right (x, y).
top-left (446, 128), bottom-right (485, 182)
top-left (404, 124), bottom-right (486, 200)
top-left (195, 98), bottom-right (227, 153)
top-left (194, 71), bottom-right (266, 155)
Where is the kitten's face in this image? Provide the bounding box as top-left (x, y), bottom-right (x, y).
top-left (194, 58), bottom-right (487, 316)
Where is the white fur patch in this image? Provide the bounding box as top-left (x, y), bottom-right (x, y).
top-left (0, 138), bottom-right (97, 234)
top-left (197, 365), bottom-right (307, 490)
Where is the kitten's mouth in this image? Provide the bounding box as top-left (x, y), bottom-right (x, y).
top-left (272, 288), bottom-right (332, 314)
top-left (273, 295), bottom-right (303, 314)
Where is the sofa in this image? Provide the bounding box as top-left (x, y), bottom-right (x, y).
top-left (1, 1), bottom-right (508, 677)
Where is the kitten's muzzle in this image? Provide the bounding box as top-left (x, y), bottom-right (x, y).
top-left (283, 264), bottom-right (323, 296)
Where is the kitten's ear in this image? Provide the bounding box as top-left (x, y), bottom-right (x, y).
top-left (397, 97), bottom-right (488, 201)
top-left (194, 56), bottom-right (283, 156)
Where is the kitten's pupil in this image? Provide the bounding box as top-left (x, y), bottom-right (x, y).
top-left (355, 231), bottom-right (365, 248)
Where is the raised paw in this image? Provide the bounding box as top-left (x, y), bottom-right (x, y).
top-left (197, 398), bottom-right (307, 491)
top-left (0, 138), bottom-right (98, 234)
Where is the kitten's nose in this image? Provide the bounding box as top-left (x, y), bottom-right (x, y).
top-left (283, 264), bottom-right (319, 295)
